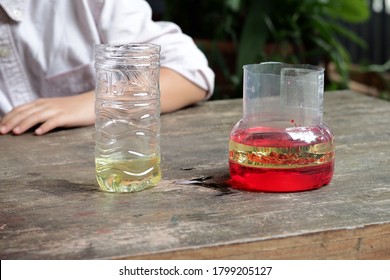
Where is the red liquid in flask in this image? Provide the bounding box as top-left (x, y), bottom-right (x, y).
top-left (229, 126), bottom-right (335, 192)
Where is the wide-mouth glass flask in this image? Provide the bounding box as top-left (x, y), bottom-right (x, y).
top-left (229, 62), bottom-right (335, 192)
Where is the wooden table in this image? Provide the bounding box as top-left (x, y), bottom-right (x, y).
top-left (1, 90), bottom-right (389, 260)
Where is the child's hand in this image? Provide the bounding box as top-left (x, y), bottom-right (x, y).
top-left (0, 91), bottom-right (95, 135)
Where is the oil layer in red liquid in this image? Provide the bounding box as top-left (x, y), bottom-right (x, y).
top-left (229, 126), bottom-right (334, 192)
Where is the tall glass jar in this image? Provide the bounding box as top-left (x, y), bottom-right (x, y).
top-left (94, 44), bottom-right (161, 192)
top-left (229, 62), bottom-right (335, 192)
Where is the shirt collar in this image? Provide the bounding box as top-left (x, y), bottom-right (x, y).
top-left (0, 0), bottom-right (29, 22)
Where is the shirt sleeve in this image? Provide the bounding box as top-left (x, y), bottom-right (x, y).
top-left (95, 0), bottom-right (215, 99)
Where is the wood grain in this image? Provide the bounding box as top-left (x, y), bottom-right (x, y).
top-left (1, 90), bottom-right (389, 259)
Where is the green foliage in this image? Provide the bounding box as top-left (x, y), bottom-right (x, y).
top-left (164, 0), bottom-right (371, 98)
top-left (236, 0), bottom-right (370, 90)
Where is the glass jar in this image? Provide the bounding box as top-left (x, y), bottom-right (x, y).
top-left (229, 62), bottom-right (335, 192)
top-left (94, 43), bottom-right (161, 192)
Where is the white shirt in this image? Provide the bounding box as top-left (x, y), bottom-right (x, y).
top-left (0, 0), bottom-right (215, 115)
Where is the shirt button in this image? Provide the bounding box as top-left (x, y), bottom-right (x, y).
top-left (0, 46), bottom-right (10, 58)
top-left (13, 9), bottom-right (22, 20)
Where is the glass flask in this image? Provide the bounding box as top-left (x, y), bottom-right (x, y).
top-left (94, 44), bottom-right (161, 192)
top-left (229, 62), bottom-right (335, 192)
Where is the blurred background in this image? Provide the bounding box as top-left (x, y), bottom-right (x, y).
top-left (146, 0), bottom-right (390, 101)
